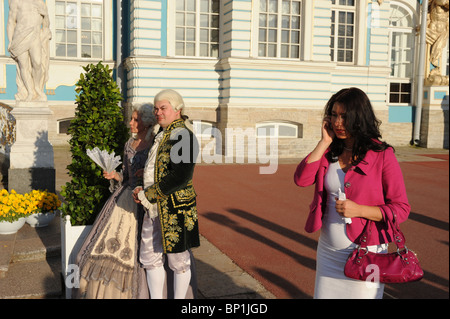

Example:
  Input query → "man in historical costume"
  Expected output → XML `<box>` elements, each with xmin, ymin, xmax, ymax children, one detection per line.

<box><xmin>7</xmin><ymin>0</ymin><xmax>51</xmax><ymax>102</ymax></box>
<box><xmin>133</xmin><ymin>89</ymin><xmax>200</xmax><ymax>299</ymax></box>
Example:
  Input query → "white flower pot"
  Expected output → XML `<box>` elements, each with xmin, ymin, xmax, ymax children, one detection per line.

<box><xmin>0</xmin><ymin>218</ymin><xmax>26</xmax><ymax>235</ymax></box>
<box><xmin>60</xmin><ymin>215</ymin><xmax>92</xmax><ymax>299</ymax></box>
<box><xmin>26</xmin><ymin>211</ymin><xmax>56</xmax><ymax>227</ymax></box>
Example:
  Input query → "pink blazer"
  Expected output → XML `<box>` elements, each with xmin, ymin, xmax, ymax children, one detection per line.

<box><xmin>294</xmin><ymin>147</ymin><xmax>410</xmax><ymax>246</ymax></box>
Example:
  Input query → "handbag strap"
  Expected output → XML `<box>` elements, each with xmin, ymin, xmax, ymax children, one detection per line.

<box><xmin>359</xmin><ymin>206</ymin><xmax>406</xmax><ymax>250</ymax></box>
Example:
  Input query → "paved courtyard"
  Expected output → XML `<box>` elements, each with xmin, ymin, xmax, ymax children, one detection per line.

<box><xmin>1</xmin><ymin>145</ymin><xmax>448</xmax><ymax>299</ymax></box>
<box><xmin>193</xmin><ymin>147</ymin><xmax>449</xmax><ymax>299</ymax></box>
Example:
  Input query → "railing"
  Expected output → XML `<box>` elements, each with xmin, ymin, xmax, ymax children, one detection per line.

<box><xmin>0</xmin><ymin>102</ymin><xmax>16</xmax><ymax>154</ymax></box>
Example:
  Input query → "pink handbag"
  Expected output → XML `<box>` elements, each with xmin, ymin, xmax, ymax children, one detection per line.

<box><xmin>344</xmin><ymin>211</ymin><xmax>424</xmax><ymax>284</ymax></box>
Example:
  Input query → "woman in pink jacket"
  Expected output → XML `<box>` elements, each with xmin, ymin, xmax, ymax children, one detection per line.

<box><xmin>294</xmin><ymin>87</ymin><xmax>410</xmax><ymax>299</ymax></box>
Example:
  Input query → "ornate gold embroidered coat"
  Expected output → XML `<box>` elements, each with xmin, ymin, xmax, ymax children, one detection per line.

<box><xmin>143</xmin><ymin>119</ymin><xmax>200</xmax><ymax>253</ymax></box>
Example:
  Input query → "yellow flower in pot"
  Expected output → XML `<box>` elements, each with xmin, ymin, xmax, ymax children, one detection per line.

<box><xmin>25</xmin><ymin>190</ymin><xmax>62</xmax><ymax>228</ymax></box>
<box><xmin>0</xmin><ymin>189</ymin><xmax>35</xmax><ymax>234</ymax></box>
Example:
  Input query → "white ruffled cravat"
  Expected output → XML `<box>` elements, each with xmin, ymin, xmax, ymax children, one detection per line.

<box><xmin>137</xmin><ymin>131</ymin><xmax>164</xmax><ymax>218</ymax></box>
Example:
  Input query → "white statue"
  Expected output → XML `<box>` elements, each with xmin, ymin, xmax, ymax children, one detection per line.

<box><xmin>425</xmin><ymin>0</ymin><xmax>449</xmax><ymax>86</ymax></box>
<box><xmin>7</xmin><ymin>0</ymin><xmax>52</xmax><ymax>102</ymax></box>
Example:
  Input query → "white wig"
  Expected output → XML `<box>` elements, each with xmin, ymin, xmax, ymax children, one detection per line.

<box><xmin>154</xmin><ymin>89</ymin><xmax>193</xmax><ymax>130</ymax></box>
<box><xmin>132</xmin><ymin>103</ymin><xmax>156</xmax><ymax>127</ymax></box>
<box><xmin>154</xmin><ymin>89</ymin><xmax>185</xmax><ymax>111</ymax></box>
<box><xmin>131</xmin><ymin>103</ymin><xmax>159</xmax><ymax>140</ymax></box>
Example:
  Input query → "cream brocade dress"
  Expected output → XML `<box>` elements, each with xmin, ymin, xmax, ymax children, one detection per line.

<box><xmin>75</xmin><ymin>139</ymin><xmax>150</xmax><ymax>299</ymax></box>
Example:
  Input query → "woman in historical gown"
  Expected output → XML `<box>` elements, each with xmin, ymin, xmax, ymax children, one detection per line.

<box><xmin>75</xmin><ymin>103</ymin><xmax>156</xmax><ymax>299</ymax></box>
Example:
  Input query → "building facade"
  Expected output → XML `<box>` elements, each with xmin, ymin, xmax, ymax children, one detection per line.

<box><xmin>1</xmin><ymin>0</ymin><xmax>449</xmax><ymax>160</ymax></box>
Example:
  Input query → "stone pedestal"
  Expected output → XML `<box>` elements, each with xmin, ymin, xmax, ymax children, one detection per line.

<box><xmin>420</xmin><ymin>86</ymin><xmax>449</xmax><ymax>149</ymax></box>
<box><xmin>8</xmin><ymin>101</ymin><xmax>55</xmax><ymax>193</ymax></box>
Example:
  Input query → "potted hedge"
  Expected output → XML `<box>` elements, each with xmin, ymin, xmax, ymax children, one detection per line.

<box><xmin>60</xmin><ymin>62</ymin><xmax>128</xmax><ymax>297</ymax></box>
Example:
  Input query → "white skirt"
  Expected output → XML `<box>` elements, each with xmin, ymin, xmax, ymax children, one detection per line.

<box><xmin>314</xmin><ymin>207</ymin><xmax>387</xmax><ymax>299</ymax></box>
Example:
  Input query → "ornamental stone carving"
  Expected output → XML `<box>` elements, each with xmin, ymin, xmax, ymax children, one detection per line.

<box><xmin>425</xmin><ymin>0</ymin><xmax>449</xmax><ymax>86</ymax></box>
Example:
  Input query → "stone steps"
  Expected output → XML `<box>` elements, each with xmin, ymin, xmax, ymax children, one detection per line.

<box><xmin>0</xmin><ymin>215</ymin><xmax>63</xmax><ymax>299</ymax></box>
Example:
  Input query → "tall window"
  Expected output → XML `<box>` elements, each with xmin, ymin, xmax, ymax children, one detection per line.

<box><xmin>330</xmin><ymin>0</ymin><xmax>355</xmax><ymax>63</ymax></box>
<box><xmin>388</xmin><ymin>3</ymin><xmax>414</xmax><ymax>104</ymax></box>
<box><xmin>55</xmin><ymin>0</ymin><xmax>103</xmax><ymax>59</ymax></box>
<box><xmin>175</xmin><ymin>0</ymin><xmax>220</xmax><ymax>57</ymax></box>
<box><xmin>258</xmin><ymin>0</ymin><xmax>302</xmax><ymax>58</ymax></box>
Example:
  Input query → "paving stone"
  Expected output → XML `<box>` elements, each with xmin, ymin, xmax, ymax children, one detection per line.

<box><xmin>0</xmin><ymin>257</ymin><xmax>62</xmax><ymax>299</ymax></box>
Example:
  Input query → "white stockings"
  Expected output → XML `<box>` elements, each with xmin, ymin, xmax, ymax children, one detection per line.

<box><xmin>146</xmin><ymin>267</ymin><xmax>191</xmax><ymax>299</ymax></box>
<box><xmin>145</xmin><ymin>266</ymin><xmax>166</xmax><ymax>299</ymax></box>
<box><xmin>174</xmin><ymin>269</ymin><xmax>192</xmax><ymax>299</ymax></box>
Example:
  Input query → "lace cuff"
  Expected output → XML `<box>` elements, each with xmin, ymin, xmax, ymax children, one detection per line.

<box><xmin>109</xmin><ymin>171</ymin><xmax>124</xmax><ymax>193</ymax></box>
<box><xmin>138</xmin><ymin>191</ymin><xmax>158</xmax><ymax>219</ymax></box>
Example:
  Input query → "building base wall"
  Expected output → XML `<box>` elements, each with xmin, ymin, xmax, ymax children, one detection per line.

<box><xmin>420</xmin><ymin>86</ymin><xmax>449</xmax><ymax>149</ymax></box>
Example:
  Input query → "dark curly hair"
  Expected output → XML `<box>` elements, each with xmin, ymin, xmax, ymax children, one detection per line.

<box><xmin>324</xmin><ymin>87</ymin><xmax>393</xmax><ymax>165</ymax></box>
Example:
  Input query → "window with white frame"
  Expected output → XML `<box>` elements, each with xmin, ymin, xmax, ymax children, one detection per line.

<box><xmin>388</xmin><ymin>3</ymin><xmax>415</xmax><ymax>104</ymax></box>
<box><xmin>330</xmin><ymin>0</ymin><xmax>355</xmax><ymax>63</ymax></box>
<box><xmin>58</xmin><ymin>118</ymin><xmax>73</xmax><ymax>134</ymax></box>
<box><xmin>175</xmin><ymin>0</ymin><xmax>220</xmax><ymax>57</ymax></box>
<box><xmin>55</xmin><ymin>0</ymin><xmax>103</xmax><ymax>59</ymax></box>
<box><xmin>389</xmin><ymin>82</ymin><xmax>412</xmax><ymax>104</ymax></box>
<box><xmin>258</xmin><ymin>0</ymin><xmax>302</xmax><ymax>58</ymax></box>
<box><xmin>256</xmin><ymin>121</ymin><xmax>300</xmax><ymax>138</ymax></box>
